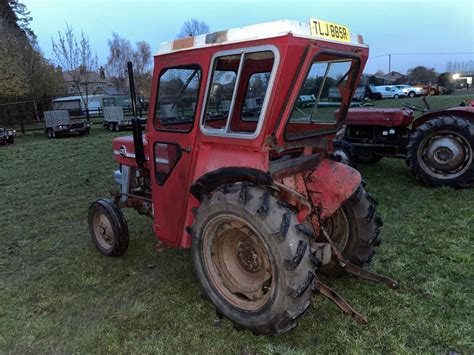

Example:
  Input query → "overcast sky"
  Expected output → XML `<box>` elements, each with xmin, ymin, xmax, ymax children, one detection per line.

<box><xmin>23</xmin><ymin>0</ymin><xmax>473</xmax><ymax>74</ymax></box>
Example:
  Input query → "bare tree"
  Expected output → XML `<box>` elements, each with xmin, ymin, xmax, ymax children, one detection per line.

<box><xmin>132</xmin><ymin>41</ymin><xmax>152</xmax><ymax>98</ymax></box>
<box><xmin>52</xmin><ymin>25</ymin><xmax>101</xmax><ymax>119</ymax></box>
<box><xmin>177</xmin><ymin>19</ymin><xmax>210</xmax><ymax>39</ymax></box>
<box><xmin>106</xmin><ymin>33</ymin><xmax>153</xmax><ymax>98</ymax></box>
<box><xmin>106</xmin><ymin>32</ymin><xmax>133</xmax><ymax>90</ymax></box>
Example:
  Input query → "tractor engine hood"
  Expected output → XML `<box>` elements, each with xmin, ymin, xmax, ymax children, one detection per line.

<box><xmin>113</xmin><ymin>135</ymin><xmax>149</xmax><ymax>167</ymax></box>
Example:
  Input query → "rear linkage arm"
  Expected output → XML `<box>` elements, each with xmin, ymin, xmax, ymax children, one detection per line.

<box><xmin>311</xmin><ymin>225</ymin><xmax>399</xmax><ymax>324</ymax></box>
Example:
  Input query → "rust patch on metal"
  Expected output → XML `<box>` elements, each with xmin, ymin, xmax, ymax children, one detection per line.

<box><xmin>172</xmin><ymin>37</ymin><xmax>194</xmax><ymax>50</ymax></box>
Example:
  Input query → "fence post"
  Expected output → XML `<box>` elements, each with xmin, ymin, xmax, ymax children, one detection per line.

<box><xmin>20</xmin><ymin>116</ymin><xmax>25</xmax><ymax>135</ymax></box>
<box><xmin>86</xmin><ymin>108</ymin><xmax>90</xmax><ymax>121</ymax></box>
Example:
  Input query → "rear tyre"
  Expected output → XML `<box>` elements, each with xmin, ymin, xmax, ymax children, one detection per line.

<box><xmin>318</xmin><ymin>184</ymin><xmax>382</xmax><ymax>275</ymax></box>
<box><xmin>107</xmin><ymin>122</ymin><xmax>114</xmax><ymax>131</ymax></box>
<box><xmin>394</xmin><ymin>94</ymin><xmax>400</xmax><ymax>99</ymax></box>
<box><xmin>356</xmin><ymin>148</ymin><xmax>383</xmax><ymax>164</ymax></box>
<box><xmin>88</xmin><ymin>198</ymin><xmax>129</xmax><ymax>256</ymax></box>
<box><xmin>407</xmin><ymin>116</ymin><xmax>474</xmax><ymax>187</ymax></box>
<box><xmin>115</xmin><ymin>124</ymin><xmax>121</xmax><ymax>132</ymax></box>
<box><xmin>192</xmin><ymin>183</ymin><xmax>315</xmax><ymax>335</ymax></box>
<box><xmin>333</xmin><ymin>140</ymin><xmax>358</xmax><ymax>168</ymax></box>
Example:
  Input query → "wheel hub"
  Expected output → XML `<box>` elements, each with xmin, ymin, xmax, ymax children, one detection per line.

<box><xmin>202</xmin><ymin>215</ymin><xmax>273</xmax><ymax>310</ymax></box>
<box><xmin>426</xmin><ymin>136</ymin><xmax>465</xmax><ymax>171</ymax></box>
<box><xmin>237</xmin><ymin>241</ymin><xmax>261</xmax><ymax>272</ymax></box>
<box><xmin>418</xmin><ymin>130</ymin><xmax>472</xmax><ymax>180</ymax></box>
<box><xmin>334</xmin><ymin>149</ymin><xmax>350</xmax><ymax>165</ymax></box>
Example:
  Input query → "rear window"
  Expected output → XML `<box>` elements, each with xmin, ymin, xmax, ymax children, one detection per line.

<box><xmin>154</xmin><ymin>66</ymin><xmax>201</xmax><ymax>132</ymax></box>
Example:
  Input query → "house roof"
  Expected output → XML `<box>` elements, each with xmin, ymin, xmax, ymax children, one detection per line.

<box><xmin>157</xmin><ymin>19</ymin><xmax>367</xmax><ymax>55</ymax></box>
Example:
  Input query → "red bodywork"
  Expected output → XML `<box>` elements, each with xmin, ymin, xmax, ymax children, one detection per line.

<box><xmin>345</xmin><ymin>107</ymin><xmax>414</xmax><ymax>127</ymax></box>
<box><xmin>344</xmin><ymin>105</ymin><xmax>474</xmax><ymax>129</ymax></box>
<box><xmin>113</xmin><ymin>32</ymin><xmax>369</xmax><ymax>248</ymax></box>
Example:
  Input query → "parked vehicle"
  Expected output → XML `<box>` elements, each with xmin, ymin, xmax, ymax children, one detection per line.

<box><xmin>393</xmin><ymin>85</ymin><xmax>424</xmax><ymax>98</ymax></box>
<box><xmin>103</xmin><ymin>106</ymin><xmax>146</xmax><ymax>131</ymax></box>
<box><xmin>0</xmin><ymin>128</ymin><xmax>15</xmax><ymax>145</ymax></box>
<box><xmin>333</xmin><ymin>99</ymin><xmax>474</xmax><ymax>187</ymax></box>
<box><xmin>375</xmin><ymin>85</ymin><xmax>406</xmax><ymax>99</ymax></box>
<box><xmin>44</xmin><ymin>110</ymin><xmax>91</xmax><ymax>138</ymax></box>
<box><xmin>413</xmin><ymin>84</ymin><xmax>450</xmax><ymax>96</ymax></box>
<box><xmin>296</xmin><ymin>94</ymin><xmax>316</xmax><ymax>108</ymax></box>
<box><xmin>88</xmin><ymin>19</ymin><xmax>398</xmax><ymax>335</ymax></box>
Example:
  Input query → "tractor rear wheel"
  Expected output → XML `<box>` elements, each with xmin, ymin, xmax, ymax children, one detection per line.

<box><xmin>318</xmin><ymin>184</ymin><xmax>382</xmax><ymax>275</ymax></box>
<box><xmin>192</xmin><ymin>183</ymin><xmax>315</xmax><ymax>335</ymax></box>
<box><xmin>407</xmin><ymin>116</ymin><xmax>474</xmax><ymax>187</ymax></box>
<box><xmin>333</xmin><ymin>140</ymin><xmax>358</xmax><ymax>167</ymax></box>
<box><xmin>88</xmin><ymin>198</ymin><xmax>129</xmax><ymax>256</ymax></box>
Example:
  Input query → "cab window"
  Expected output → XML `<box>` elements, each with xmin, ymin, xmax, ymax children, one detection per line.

<box><xmin>154</xmin><ymin>66</ymin><xmax>201</xmax><ymax>132</ymax></box>
<box><xmin>286</xmin><ymin>58</ymin><xmax>357</xmax><ymax>140</ymax></box>
<box><xmin>202</xmin><ymin>49</ymin><xmax>276</xmax><ymax>136</ymax></box>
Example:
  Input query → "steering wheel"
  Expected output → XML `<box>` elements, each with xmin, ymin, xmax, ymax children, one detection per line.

<box><xmin>402</xmin><ymin>103</ymin><xmax>427</xmax><ymax>112</ymax></box>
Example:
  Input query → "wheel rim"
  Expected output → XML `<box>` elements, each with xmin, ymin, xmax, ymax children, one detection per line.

<box><xmin>324</xmin><ymin>207</ymin><xmax>350</xmax><ymax>251</ymax></box>
<box><xmin>202</xmin><ymin>215</ymin><xmax>274</xmax><ymax>311</ymax></box>
<box><xmin>418</xmin><ymin>130</ymin><xmax>472</xmax><ymax>179</ymax></box>
<box><xmin>334</xmin><ymin>148</ymin><xmax>350</xmax><ymax>165</ymax></box>
<box><xmin>93</xmin><ymin>213</ymin><xmax>114</xmax><ymax>249</ymax></box>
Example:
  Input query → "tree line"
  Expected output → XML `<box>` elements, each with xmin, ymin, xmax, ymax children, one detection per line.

<box><xmin>1</xmin><ymin>0</ymin><xmax>210</xmax><ymax>121</ymax></box>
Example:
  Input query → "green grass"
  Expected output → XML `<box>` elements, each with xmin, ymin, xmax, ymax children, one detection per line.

<box><xmin>1</xmin><ymin>98</ymin><xmax>473</xmax><ymax>353</ymax></box>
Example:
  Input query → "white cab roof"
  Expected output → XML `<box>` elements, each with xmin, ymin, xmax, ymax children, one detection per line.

<box><xmin>157</xmin><ymin>19</ymin><xmax>367</xmax><ymax>56</ymax></box>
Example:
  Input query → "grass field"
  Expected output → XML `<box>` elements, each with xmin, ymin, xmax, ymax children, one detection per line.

<box><xmin>1</xmin><ymin>94</ymin><xmax>473</xmax><ymax>354</ymax></box>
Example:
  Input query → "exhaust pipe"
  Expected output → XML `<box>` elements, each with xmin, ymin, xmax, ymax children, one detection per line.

<box><xmin>127</xmin><ymin>61</ymin><xmax>146</xmax><ymax>170</ymax></box>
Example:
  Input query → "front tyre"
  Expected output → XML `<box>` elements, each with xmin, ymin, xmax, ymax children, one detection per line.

<box><xmin>407</xmin><ymin>116</ymin><xmax>474</xmax><ymax>187</ymax></box>
<box><xmin>333</xmin><ymin>140</ymin><xmax>358</xmax><ymax>168</ymax></box>
<box><xmin>192</xmin><ymin>183</ymin><xmax>315</xmax><ymax>335</ymax></box>
<box><xmin>88</xmin><ymin>198</ymin><xmax>129</xmax><ymax>256</ymax></box>
<box><xmin>318</xmin><ymin>184</ymin><xmax>382</xmax><ymax>275</ymax></box>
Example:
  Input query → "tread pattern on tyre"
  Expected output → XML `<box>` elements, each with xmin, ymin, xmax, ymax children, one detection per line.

<box><xmin>406</xmin><ymin>116</ymin><xmax>474</xmax><ymax>188</ymax></box>
<box><xmin>191</xmin><ymin>183</ymin><xmax>316</xmax><ymax>335</ymax></box>
<box><xmin>317</xmin><ymin>184</ymin><xmax>383</xmax><ymax>275</ymax></box>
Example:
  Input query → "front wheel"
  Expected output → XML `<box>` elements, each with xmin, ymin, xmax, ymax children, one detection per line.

<box><xmin>408</xmin><ymin>91</ymin><xmax>416</xmax><ymax>98</ymax></box>
<box><xmin>318</xmin><ymin>184</ymin><xmax>382</xmax><ymax>275</ymax></box>
<box><xmin>407</xmin><ymin>116</ymin><xmax>474</xmax><ymax>187</ymax></box>
<box><xmin>333</xmin><ymin>140</ymin><xmax>358</xmax><ymax>167</ymax></box>
<box><xmin>192</xmin><ymin>183</ymin><xmax>315</xmax><ymax>335</ymax></box>
<box><xmin>88</xmin><ymin>198</ymin><xmax>129</xmax><ymax>256</ymax></box>
<box><xmin>356</xmin><ymin>148</ymin><xmax>383</xmax><ymax>164</ymax></box>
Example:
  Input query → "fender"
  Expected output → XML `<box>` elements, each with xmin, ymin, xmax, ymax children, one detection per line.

<box><xmin>303</xmin><ymin>159</ymin><xmax>361</xmax><ymax>220</ymax></box>
<box><xmin>190</xmin><ymin>167</ymin><xmax>273</xmax><ymax>200</ymax></box>
<box><xmin>412</xmin><ymin>108</ymin><xmax>474</xmax><ymax>129</ymax></box>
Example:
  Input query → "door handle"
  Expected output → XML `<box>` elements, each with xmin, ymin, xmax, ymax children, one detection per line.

<box><xmin>181</xmin><ymin>146</ymin><xmax>192</xmax><ymax>153</ymax></box>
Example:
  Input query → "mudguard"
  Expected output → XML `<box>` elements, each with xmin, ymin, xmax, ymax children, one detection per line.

<box><xmin>303</xmin><ymin>159</ymin><xmax>361</xmax><ymax>220</ymax></box>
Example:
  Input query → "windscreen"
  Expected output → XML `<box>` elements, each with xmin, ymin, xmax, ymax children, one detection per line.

<box><xmin>286</xmin><ymin>58</ymin><xmax>357</xmax><ymax>140</ymax></box>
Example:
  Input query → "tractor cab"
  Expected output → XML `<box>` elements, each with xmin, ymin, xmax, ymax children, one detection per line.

<box><xmin>92</xmin><ymin>19</ymin><xmax>397</xmax><ymax>335</ymax></box>
<box><xmin>112</xmin><ymin>19</ymin><xmax>369</xmax><ymax>246</ymax></box>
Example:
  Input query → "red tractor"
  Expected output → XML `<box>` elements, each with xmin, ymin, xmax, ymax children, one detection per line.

<box><xmin>333</xmin><ymin>99</ymin><xmax>474</xmax><ymax>187</ymax></box>
<box><xmin>88</xmin><ymin>19</ymin><xmax>397</xmax><ymax>335</ymax></box>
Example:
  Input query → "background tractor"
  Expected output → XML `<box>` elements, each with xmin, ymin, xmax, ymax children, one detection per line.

<box><xmin>88</xmin><ymin>19</ymin><xmax>397</xmax><ymax>335</ymax></box>
<box><xmin>333</xmin><ymin>99</ymin><xmax>474</xmax><ymax>187</ymax></box>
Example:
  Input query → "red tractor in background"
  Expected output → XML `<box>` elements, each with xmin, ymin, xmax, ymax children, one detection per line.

<box><xmin>333</xmin><ymin>99</ymin><xmax>474</xmax><ymax>187</ymax></box>
<box><xmin>88</xmin><ymin>19</ymin><xmax>397</xmax><ymax>335</ymax></box>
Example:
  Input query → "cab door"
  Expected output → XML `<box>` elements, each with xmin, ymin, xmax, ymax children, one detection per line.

<box><xmin>147</xmin><ymin>60</ymin><xmax>206</xmax><ymax>246</ymax></box>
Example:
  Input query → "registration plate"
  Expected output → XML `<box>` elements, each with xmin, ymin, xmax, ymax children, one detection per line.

<box><xmin>309</xmin><ymin>18</ymin><xmax>350</xmax><ymax>43</ymax></box>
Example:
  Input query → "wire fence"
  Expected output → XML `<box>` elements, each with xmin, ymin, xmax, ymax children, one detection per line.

<box><xmin>0</xmin><ymin>98</ymin><xmax>147</xmax><ymax>134</ymax></box>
